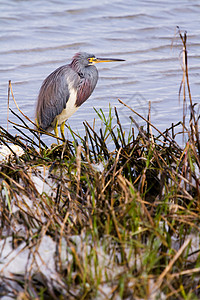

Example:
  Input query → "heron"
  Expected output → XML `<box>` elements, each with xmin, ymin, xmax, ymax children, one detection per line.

<box><xmin>35</xmin><ymin>52</ymin><xmax>125</xmax><ymax>142</ymax></box>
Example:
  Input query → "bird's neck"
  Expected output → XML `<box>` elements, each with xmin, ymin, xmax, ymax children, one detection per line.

<box><xmin>70</xmin><ymin>59</ymin><xmax>85</xmax><ymax>76</ymax></box>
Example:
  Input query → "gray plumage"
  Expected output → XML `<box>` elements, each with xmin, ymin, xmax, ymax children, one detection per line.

<box><xmin>36</xmin><ymin>52</ymin><xmax>98</xmax><ymax>132</ymax></box>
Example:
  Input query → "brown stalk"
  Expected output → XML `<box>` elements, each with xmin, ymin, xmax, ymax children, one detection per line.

<box><xmin>151</xmin><ymin>238</ymin><xmax>191</xmax><ymax>295</ymax></box>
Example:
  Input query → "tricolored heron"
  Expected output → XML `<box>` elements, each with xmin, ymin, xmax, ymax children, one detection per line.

<box><xmin>36</xmin><ymin>52</ymin><xmax>125</xmax><ymax>141</ymax></box>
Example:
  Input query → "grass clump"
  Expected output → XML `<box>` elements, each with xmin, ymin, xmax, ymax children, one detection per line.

<box><xmin>0</xmin><ymin>29</ymin><xmax>199</xmax><ymax>299</ymax></box>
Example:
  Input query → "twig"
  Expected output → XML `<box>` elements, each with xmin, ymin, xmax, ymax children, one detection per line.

<box><xmin>150</xmin><ymin>238</ymin><xmax>191</xmax><ymax>295</ymax></box>
<box><xmin>118</xmin><ymin>98</ymin><xmax>180</xmax><ymax>149</ymax></box>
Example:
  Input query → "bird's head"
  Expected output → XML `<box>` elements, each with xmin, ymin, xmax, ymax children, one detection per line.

<box><xmin>71</xmin><ymin>52</ymin><xmax>125</xmax><ymax>68</ymax></box>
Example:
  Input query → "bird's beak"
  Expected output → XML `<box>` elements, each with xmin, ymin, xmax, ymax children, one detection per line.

<box><xmin>88</xmin><ymin>57</ymin><xmax>125</xmax><ymax>64</ymax></box>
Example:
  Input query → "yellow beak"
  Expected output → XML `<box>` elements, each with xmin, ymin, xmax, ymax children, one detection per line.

<box><xmin>88</xmin><ymin>57</ymin><xmax>125</xmax><ymax>64</ymax></box>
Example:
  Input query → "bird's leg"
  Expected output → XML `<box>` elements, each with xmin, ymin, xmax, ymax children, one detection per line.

<box><xmin>54</xmin><ymin>119</ymin><xmax>60</xmax><ymax>144</ymax></box>
<box><xmin>60</xmin><ymin>121</ymin><xmax>66</xmax><ymax>141</ymax></box>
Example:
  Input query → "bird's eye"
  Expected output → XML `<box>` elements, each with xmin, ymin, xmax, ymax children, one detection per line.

<box><xmin>88</xmin><ymin>57</ymin><xmax>95</xmax><ymax>63</ymax></box>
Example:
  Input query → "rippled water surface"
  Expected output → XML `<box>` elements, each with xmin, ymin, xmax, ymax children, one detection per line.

<box><xmin>0</xmin><ymin>0</ymin><xmax>199</xmax><ymax>143</ymax></box>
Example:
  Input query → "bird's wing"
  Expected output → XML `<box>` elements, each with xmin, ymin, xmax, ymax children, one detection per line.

<box><xmin>36</xmin><ymin>65</ymin><xmax>72</xmax><ymax>131</ymax></box>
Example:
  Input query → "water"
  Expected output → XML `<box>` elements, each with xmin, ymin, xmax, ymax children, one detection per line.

<box><xmin>0</xmin><ymin>0</ymin><xmax>199</xmax><ymax>144</ymax></box>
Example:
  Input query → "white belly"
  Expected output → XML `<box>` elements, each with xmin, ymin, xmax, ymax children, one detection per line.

<box><xmin>53</xmin><ymin>88</ymin><xmax>78</xmax><ymax>126</ymax></box>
